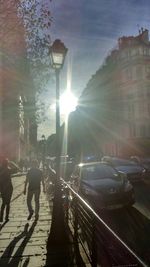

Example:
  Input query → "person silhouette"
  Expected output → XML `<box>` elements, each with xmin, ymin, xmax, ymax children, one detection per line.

<box><xmin>24</xmin><ymin>159</ymin><xmax>45</xmax><ymax>220</ymax></box>
<box><xmin>0</xmin><ymin>158</ymin><xmax>13</xmax><ymax>222</ymax></box>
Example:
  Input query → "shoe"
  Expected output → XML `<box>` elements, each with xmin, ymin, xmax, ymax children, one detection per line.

<box><xmin>0</xmin><ymin>216</ymin><xmax>3</xmax><ymax>222</ymax></box>
<box><xmin>27</xmin><ymin>211</ymin><xmax>34</xmax><ymax>220</ymax></box>
<box><xmin>35</xmin><ymin>214</ymin><xmax>39</xmax><ymax>221</ymax></box>
<box><xmin>5</xmin><ymin>217</ymin><xmax>9</xmax><ymax>222</ymax></box>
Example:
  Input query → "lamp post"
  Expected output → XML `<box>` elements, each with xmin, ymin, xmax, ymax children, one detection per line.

<box><xmin>41</xmin><ymin>134</ymin><xmax>46</xmax><ymax>170</ymax></box>
<box><xmin>47</xmin><ymin>39</ymin><xmax>68</xmax><ymax>244</ymax></box>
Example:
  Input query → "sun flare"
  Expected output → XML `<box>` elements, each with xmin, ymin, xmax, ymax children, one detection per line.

<box><xmin>59</xmin><ymin>91</ymin><xmax>78</xmax><ymax>115</ymax></box>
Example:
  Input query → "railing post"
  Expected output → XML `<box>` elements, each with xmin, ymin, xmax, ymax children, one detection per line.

<box><xmin>73</xmin><ymin>197</ymin><xmax>78</xmax><ymax>243</ymax></box>
<box><xmin>63</xmin><ymin>186</ymin><xmax>69</xmax><ymax>225</ymax></box>
<box><xmin>91</xmin><ymin>215</ymin><xmax>97</xmax><ymax>267</ymax></box>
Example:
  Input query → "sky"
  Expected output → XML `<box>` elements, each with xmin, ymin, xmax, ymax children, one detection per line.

<box><xmin>38</xmin><ymin>0</ymin><xmax>150</xmax><ymax>139</ymax></box>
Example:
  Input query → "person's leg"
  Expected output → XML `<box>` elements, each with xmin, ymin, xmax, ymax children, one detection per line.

<box><xmin>27</xmin><ymin>190</ymin><xmax>34</xmax><ymax>219</ymax></box>
<box><xmin>5</xmin><ymin>204</ymin><xmax>10</xmax><ymax>221</ymax></box>
<box><xmin>0</xmin><ymin>189</ymin><xmax>9</xmax><ymax>222</ymax></box>
<box><xmin>0</xmin><ymin>199</ymin><xmax>5</xmax><ymax>222</ymax></box>
<box><xmin>34</xmin><ymin>189</ymin><xmax>40</xmax><ymax>219</ymax></box>
<box><xmin>5</xmin><ymin>188</ymin><xmax>13</xmax><ymax>221</ymax></box>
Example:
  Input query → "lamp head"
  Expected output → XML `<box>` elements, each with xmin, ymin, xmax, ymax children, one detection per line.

<box><xmin>41</xmin><ymin>134</ymin><xmax>46</xmax><ymax>141</ymax></box>
<box><xmin>50</xmin><ymin>39</ymin><xmax>68</xmax><ymax>69</ymax></box>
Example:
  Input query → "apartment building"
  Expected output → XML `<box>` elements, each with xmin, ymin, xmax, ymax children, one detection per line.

<box><xmin>80</xmin><ymin>28</ymin><xmax>150</xmax><ymax>156</ymax></box>
<box><xmin>0</xmin><ymin>1</ymin><xmax>37</xmax><ymax>162</ymax></box>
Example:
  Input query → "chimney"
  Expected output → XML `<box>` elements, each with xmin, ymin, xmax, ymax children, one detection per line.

<box><xmin>140</xmin><ymin>29</ymin><xmax>149</xmax><ymax>44</ymax></box>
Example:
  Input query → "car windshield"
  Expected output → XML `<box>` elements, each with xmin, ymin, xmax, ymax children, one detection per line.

<box><xmin>112</xmin><ymin>159</ymin><xmax>137</xmax><ymax>166</ymax></box>
<box><xmin>81</xmin><ymin>164</ymin><xmax>120</xmax><ymax>180</ymax></box>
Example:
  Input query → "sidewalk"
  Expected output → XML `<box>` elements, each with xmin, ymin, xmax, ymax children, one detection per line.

<box><xmin>0</xmin><ymin>175</ymin><xmax>90</xmax><ymax>267</ymax></box>
<box><xmin>0</xmin><ymin>175</ymin><xmax>51</xmax><ymax>267</ymax></box>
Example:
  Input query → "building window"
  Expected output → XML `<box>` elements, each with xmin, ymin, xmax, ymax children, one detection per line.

<box><xmin>125</xmin><ymin>68</ymin><xmax>132</xmax><ymax>80</ymax></box>
<box><xmin>147</xmin><ymin>104</ymin><xmax>150</xmax><ymax>115</ymax></box>
<box><xmin>139</xmin><ymin>102</ymin><xmax>144</xmax><ymax>113</ymax></box>
<box><xmin>136</xmin><ymin>66</ymin><xmax>142</xmax><ymax>78</ymax></box>
<box><xmin>126</xmin><ymin>50</ymin><xmax>131</xmax><ymax>58</ymax></box>
<box><xmin>131</xmin><ymin>49</ymin><xmax>137</xmax><ymax>56</ymax></box>
<box><xmin>138</xmin><ymin>47</ymin><xmax>143</xmax><ymax>55</ymax></box>
<box><xmin>143</xmin><ymin>48</ymin><xmax>148</xmax><ymax>56</ymax></box>
<box><xmin>147</xmin><ymin>87</ymin><xmax>150</xmax><ymax>96</ymax></box>
<box><xmin>148</xmin><ymin>125</ymin><xmax>150</xmax><ymax>136</ymax></box>
<box><xmin>130</xmin><ymin>124</ymin><xmax>136</xmax><ymax>137</ymax></box>
<box><xmin>128</xmin><ymin>104</ymin><xmax>134</xmax><ymax>118</ymax></box>
<box><xmin>140</xmin><ymin>125</ymin><xmax>146</xmax><ymax>137</ymax></box>
<box><xmin>145</xmin><ymin>66</ymin><xmax>150</xmax><ymax>79</ymax></box>
<box><xmin>137</xmin><ymin>88</ymin><xmax>144</xmax><ymax>98</ymax></box>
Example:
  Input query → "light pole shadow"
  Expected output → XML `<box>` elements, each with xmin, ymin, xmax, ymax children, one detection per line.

<box><xmin>0</xmin><ymin>220</ymin><xmax>37</xmax><ymax>266</ymax></box>
<box><xmin>0</xmin><ymin>220</ymin><xmax>9</xmax><ymax>231</ymax></box>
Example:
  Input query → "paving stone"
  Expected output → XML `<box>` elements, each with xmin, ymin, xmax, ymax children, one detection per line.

<box><xmin>20</xmin><ymin>255</ymin><xmax>47</xmax><ymax>267</ymax></box>
<box><xmin>0</xmin><ymin>232</ymin><xmax>11</xmax><ymax>239</ymax></box>
<box><xmin>0</xmin><ymin>255</ymin><xmax>46</xmax><ymax>267</ymax></box>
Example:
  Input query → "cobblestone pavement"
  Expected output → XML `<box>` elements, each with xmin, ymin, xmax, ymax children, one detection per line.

<box><xmin>0</xmin><ymin>175</ymin><xmax>52</xmax><ymax>267</ymax></box>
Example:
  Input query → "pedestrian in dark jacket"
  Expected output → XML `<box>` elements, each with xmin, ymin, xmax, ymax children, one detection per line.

<box><xmin>24</xmin><ymin>159</ymin><xmax>45</xmax><ymax>220</ymax></box>
<box><xmin>0</xmin><ymin>158</ymin><xmax>13</xmax><ymax>222</ymax></box>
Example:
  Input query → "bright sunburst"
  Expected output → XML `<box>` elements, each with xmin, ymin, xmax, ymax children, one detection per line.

<box><xmin>59</xmin><ymin>90</ymin><xmax>78</xmax><ymax>115</ymax></box>
<box><xmin>50</xmin><ymin>90</ymin><xmax>78</xmax><ymax>116</ymax></box>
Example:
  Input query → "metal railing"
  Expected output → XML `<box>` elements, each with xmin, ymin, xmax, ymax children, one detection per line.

<box><xmin>61</xmin><ymin>179</ymin><xmax>148</xmax><ymax>267</ymax></box>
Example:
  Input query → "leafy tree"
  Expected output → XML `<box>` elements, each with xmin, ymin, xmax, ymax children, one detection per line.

<box><xmin>1</xmin><ymin>0</ymin><xmax>53</xmax><ymax>87</ymax></box>
<box><xmin>18</xmin><ymin>0</ymin><xmax>53</xmax><ymax>119</ymax></box>
<box><xmin>21</xmin><ymin>0</ymin><xmax>52</xmax><ymax>88</ymax></box>
<box><xmin>0</xmin><ymin>0</ymin><xmax>54</xmax><ymax>136</ymax></box>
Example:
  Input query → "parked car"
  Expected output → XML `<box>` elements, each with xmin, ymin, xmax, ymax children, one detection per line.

<box><xmin>130</xmin><ymin>156</ymin><xmax>150</xmax><ymax>170</ymax></box>
<box><xmin>101</xmin><ymin>156</ymin><xmax>145</xmax><ymax>183</ymax></box>
<box><xmin>70</xmin><ymin>162</ymin><xmax>135</xmax><ymax>210</ymax></box>
<box><xmin>130</xmin><ymin>156</ymin><xmax>150</xmax><ymax>183</ymax></box>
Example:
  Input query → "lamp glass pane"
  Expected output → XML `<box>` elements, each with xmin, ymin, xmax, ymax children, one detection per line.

<box><xmin>52</xmin><ymin>52</ymin><xmax>64</xmax><ymax>65</ymax></box>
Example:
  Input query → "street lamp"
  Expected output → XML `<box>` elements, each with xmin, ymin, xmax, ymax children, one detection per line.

<box><xmin>48</xmin><ymin>39</ymin><xmax>68</xmax><ymax>245</ymax></box>
<box><xmin>49</xmin><ymin>39</ymin><xmax>68</xmax><ymax>70</ymax></box>
<box><xmin>49</xmin><ymin>39</ymin><xmax>68</xmax><ymax>185</ymax></box>
<box><xmin>41</xmin><ymin>134</ymin><xmax>46</xmax><ymax>170</ymax></box>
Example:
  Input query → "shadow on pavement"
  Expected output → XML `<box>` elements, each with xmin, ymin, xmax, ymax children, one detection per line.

<box><xmin>22</xmin><ymin>256</ymin><xmax>30</xmax><ymax>267</ymax></box>
<box><xmin>0</xmin><ymin>220</ymin><xmax>37</xmax><ymax>267</ymax></box>
<box><xmin>0</xmin><ymin>221</ymin><xmax>9</xmax><ymax>232</ymax></box>
<box><xmin>73</xmin><ymin>241</ymin><xmax>88</xmax><ymax>267</ymax></box>
<box><xmin>46</xmin><ymin>229</ymin><xmax>86</xmax><ymax>267</ymax></box>
<box><xmin>11</xmin><ymin>192</ymin><xmax>23</xmax><ymax>203</ymax></box>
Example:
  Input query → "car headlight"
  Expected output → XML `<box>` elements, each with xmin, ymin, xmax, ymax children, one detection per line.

<box><xmin>142</xmin><ymin>168</ymin><xmax>147</xmax><ymax>173</ymax></box>
<box><xmin>124</xmin><ymin>180</ymin><xmax>133</xmax><ymax>192</ymax></box>
<box><xmin>83</xmin><ymin>187</ymin><xmax>98</xmax><ymax>196</ymax></box>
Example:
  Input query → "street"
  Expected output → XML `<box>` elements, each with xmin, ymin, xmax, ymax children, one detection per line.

<box><xmin>96</xmin><ymin>181</ymin><xmax>150</xmax><ymax>265</ymax></box>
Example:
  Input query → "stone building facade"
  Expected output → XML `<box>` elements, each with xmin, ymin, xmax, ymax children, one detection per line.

<box><xmin>0</xmin><ymin>1</ymin><xmax>37</xmax><ymax>162</ymax></box>
<box><xmin>80</xmin><ymin>29</ymin><xmax>150</xmax><ymax>156</ymax></box>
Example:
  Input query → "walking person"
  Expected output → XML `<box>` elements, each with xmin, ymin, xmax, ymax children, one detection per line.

<box><xmin>24</xmin><ymin>159</ymin><xmax>45</xmax><ymax>220</ymax></box>
<box><xmin>0</xmin><ymin>158</ymin><xmax>13</xmax><ymax>222</ymax></box>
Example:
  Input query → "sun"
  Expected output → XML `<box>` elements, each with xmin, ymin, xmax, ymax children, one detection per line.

<box><xmin>59</xmin><ymin>91</ymin><xmax>78</xmax><ymax>115</ymax></box>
